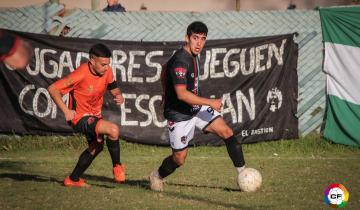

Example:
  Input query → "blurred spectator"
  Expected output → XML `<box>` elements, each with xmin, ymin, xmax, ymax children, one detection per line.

<box><xmin>60</xmin><ymin>26</ymin><xmax>71</xmax><ymax>37</ymax></box>
<box><xmin>287</xmin><ymin>4</ymin><xmax>296</xmax><ymax>10</ymax></box>
<box><xmin>103</xmin><ymin>0</ymin><xmax>126</xmax><ymax>12</ymax></box>
<box><xmin>140</xmin><ymin>3</ymin><xmax>147</xmax><ymax>11</ymax></box>
<box><xmin>0</xmin><ymin>30</ymin><xmax>32</xmax><ymax>70</ymax></box>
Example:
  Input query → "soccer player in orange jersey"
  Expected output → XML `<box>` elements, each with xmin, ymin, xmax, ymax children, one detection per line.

<box><xmin>48</xmin><ymin>43</ymin><xmax>125</xmax><ymax>187</ymax></box>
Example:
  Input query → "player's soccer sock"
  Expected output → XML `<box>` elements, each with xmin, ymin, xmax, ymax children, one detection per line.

<box><xmin>158</xmin><ymin>155</ymin><xmax>179</xmax><ymax>178</ymax></box>
<box><xmin>236</xmin><ymin>166</ymin><xmax>246</xmax><ymax>175</ymax></box>
<box><xmin>224</xmin><ymin>135</ymin><xmax>245</xmax><ymax>168</ymax></box>
<box><xmin>69</xmin><ymin>149</ymin><xmax>95</xmax><ymax>182</ymax></box>
<box><xmin>106</xmin><ymin>138</ymin><xmax>121</xmax><ymax>167</ymax></box>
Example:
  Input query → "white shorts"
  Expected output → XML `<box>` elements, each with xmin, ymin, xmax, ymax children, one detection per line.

<box><xmin>167</xmin><ymin>105</ymin><xmax>221</xmax><ymax>151</ymax></box>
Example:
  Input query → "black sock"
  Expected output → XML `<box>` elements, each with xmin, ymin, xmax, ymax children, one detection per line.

<box><xmin>70</xmin><ymin>149</ymin><xmax>95</xmax><ymax>181</ymax></box>
<box><xmin>224</xmin><ymin>135</ymin><xmax>245</xmax><ymax>167</ymax></box>
<box><xmin>106</xmin><ymin>138</ymin><xmax>120</xmax><ymax>167</ymax></box>
<box><xmin>158</xmin><ymin>155</ymin><xmax>179</xmax><ymax>178</ymax></box>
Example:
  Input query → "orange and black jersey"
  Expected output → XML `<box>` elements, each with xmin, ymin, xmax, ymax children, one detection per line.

<box><xmin>163</xmin><ymin>47</ymin><xmax>201</xmax><ymax>122</ymax></box>
<box><xmin>53</xmin><ymin>62</ymin><xmax>115</xmax><ymax>125</ymax></box>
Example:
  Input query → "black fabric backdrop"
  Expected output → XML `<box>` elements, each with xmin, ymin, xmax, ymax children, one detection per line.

<box><xmin>0</xmin><ymin>29</ymin><xmax>298</xmax><ymax>145</ymax></box>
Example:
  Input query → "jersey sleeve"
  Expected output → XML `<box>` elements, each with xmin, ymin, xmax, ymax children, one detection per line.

<box><xmin>106</xmin><ymin>66</ymin><xmax>117</xmax><ymax>90</ymax></box>
<box><xmin>53</xmin><ymin>68</ymin><xmax>84</xmax><ymax>95</ymax></box>
<box><xmin>107</xmin><ymin>66</ymin><xmax>115</xmax><ymax>83</ymax></box>
<box><xmin>169</xmin><ymin>61</ymin><xmax>188</xmax><ymax>86</ymax></box>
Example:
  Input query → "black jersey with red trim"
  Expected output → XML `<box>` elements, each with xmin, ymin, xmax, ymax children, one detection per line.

<box><xmin>163</xmin><ymin>47</ymin><xmax>201</xmax><ymax>122</ymax></box>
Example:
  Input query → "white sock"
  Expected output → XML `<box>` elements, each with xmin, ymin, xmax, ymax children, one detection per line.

<box><xmin>236</xmin><ymin>166</ymin><xmax>246</xmax><ymax>175</ymax></box>
<box><xmin>154</xmin><ymin>170</ymin><xmax>162</xmax><ymax>178</ymax></box>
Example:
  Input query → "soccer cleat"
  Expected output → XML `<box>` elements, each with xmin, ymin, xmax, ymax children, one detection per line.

<box><xmin>113</xmin><ymin>164</ymin><xmax>126</xmax><ymax>183</ymax></box>
<box><xmin>63</xmin><ymin>176</ymin><xmax>89</xmax><ymax>187</ymax></box>
<box><xmin>149</xmin><ymin>170</ymin><xmax>165</xmax><ymax>192</ymax></box>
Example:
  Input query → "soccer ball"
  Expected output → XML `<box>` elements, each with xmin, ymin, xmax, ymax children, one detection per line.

<box><xmin>237</xmin><ymin>168</ymin><xmax>262</xmax><ymax>192</ymax></box>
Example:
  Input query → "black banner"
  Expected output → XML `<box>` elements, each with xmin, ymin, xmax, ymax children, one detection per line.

<box><xmin>0</xmin><ymin>29</ymin><xmax>298</xmax><ymax>145</ymax></box>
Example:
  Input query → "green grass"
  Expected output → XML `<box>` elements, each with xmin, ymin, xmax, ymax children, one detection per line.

<box><xmin>0</xmin><ymin>134</ymin><xmax>359</xmax><ymax>210</ymax></box>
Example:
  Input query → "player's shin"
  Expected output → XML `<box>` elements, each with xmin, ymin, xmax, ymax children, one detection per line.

<box><xmin>224</xmin><ymin>135</ymin><xmax>246</xmax><ymax>174</ymax></box>
<box><xmin>106</xmin><ymin>138</ymin><xmax>121</xmax><ymax>166</ymax></box>
<box><xmin>70</xmin><ymin>149</ymin><xmax>95</xmax><ymax>181</ymax></box>
<box><xmin>158</xmin><ymin>155</ymin><xmax>180</xmax><ymax>178</ymax></box>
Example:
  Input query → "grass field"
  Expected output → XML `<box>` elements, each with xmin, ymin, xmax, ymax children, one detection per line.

<box><xmin>0</xmin><ymin>134</ymin><xmax>359</xmax><ymax>210</ymax></box>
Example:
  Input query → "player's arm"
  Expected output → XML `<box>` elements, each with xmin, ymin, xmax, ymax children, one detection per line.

<box><xmin>174</xmin><ymin>86</ymin><xmax>222</xmax><ymax>112</ymax></box>
<box><xmin>109</xmin><ymin>86</ymin><xmax>124</xmax><ymax>105</ymax></box>
<box><xmin>48</xmin><ymin>73</ymin><xmax>80</xmax><ymax>121</ymax></box>
<box><xmin>170</xmin><ymin>63</ymin><xmax>222</xmax><ymax>111</ymax></box>
<box><xmin>48</xmin><ymin>83</ymin><xmax>75</xmax><ymax>121</ymax></box>
<box><xmin>107</xmin><ymin>69</ymin><xmax>124</xmax><ymax>105</ymax></box>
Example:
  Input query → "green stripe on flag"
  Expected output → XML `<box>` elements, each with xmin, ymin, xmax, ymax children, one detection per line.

<box><xmin>323</xmin><ymin>95</ymin><xmax>360</xmax><ymax>147</ymax></box>
<box><xmin>320</xmin><ymin>6</ymin><xmax>360</xmax><ymax>47</ymax></box>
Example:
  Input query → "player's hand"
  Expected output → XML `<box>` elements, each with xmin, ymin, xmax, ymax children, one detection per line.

<box><xmin>114</xmin><ymin>94</ymin><xmax>124</xmax><ymax>105</ymax></box>
<box><xmin>64</xmin><ymin>109</ymin><xmax>76</xmax><ymax>121</ymax></box>
<box><xmin>210</xmin><ymin>99</ymin><xmax>222</xmax><ymax>112</ymax></box>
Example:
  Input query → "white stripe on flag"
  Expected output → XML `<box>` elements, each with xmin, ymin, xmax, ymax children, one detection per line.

<box><xmin>324</xmin><ymin>42</ymin><xmax>360</xmax><ymax>104</ymax></box>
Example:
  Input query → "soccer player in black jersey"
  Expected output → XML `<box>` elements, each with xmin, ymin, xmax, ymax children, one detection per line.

<box><xmin>149</xmin><ymin>21</ymin><xmax>246</xmax><ymax>191</ymax></box>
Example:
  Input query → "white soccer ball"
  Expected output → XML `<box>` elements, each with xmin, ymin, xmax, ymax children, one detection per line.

<box><xmin>237</xmin><ymin>168</ymin><xmax>262</xmax><ymax>192</ymax></box>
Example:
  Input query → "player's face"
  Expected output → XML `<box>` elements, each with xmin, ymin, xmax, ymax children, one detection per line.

<box><xmin>107</xmin><ymin>0</ymin><xmax>118</xmax><ymax>6</ymax></box>
<box><xmin>90</xmin><ymin>56</ymin><xmax>110</xmax><ymax>76</ymax></box>
<box><xmin>185</xmin><ymin>33</ymin><xmax>207</xmax><ymax>56</ymax></box>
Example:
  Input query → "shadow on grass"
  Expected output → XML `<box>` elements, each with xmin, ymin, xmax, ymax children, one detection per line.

<box><xmin>0</xmin><ymin>172</ymin><xmax>116</xmax><ymax>189</ymax></box>
<box><xmin>0</xmin><ymin>172</ymin><xmax>270</xmax><ymax>209</ymax></box>
<box><xmin>168</xmin><ymin>182</ymin><xmax>240</xmax><ymax>192</ymax></box>
<box><xmin>83</xmin><ymin>174</ymin><xmax>149</xmax><ymax>189</ymax></box>
<box><xmin>0</xmin><ymin>160</ymin><xmax>27</xmax><ymax>171</ymax></box>
<box><xmin>159</xmin><ymin>181</ymin><xmax>272</xmax><ymax>209</ymax></box>
<box><xmin>83</xmin><ymin>174</ymin><xmax>240</xmax><ymax>192</ymax></box>
<box><xmin>0</xmin><ymin>172</ymin><xmax>62</xmax><ymax>184</ymax></box>
<box><xmin>163</xmin><ymin>190</ymin><xmax>272</xmax><ymax>210</ymax></box>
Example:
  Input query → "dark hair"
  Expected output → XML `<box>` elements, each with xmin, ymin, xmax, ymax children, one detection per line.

<box><xmin>89</xmin><ymin>43</ymin><xmax>111</xmax><ymax>58</ymax></box>
<box><xmin>186</xmin><ymin>21</ymin><xmax>208</xmax><ymax>37</ymax></box>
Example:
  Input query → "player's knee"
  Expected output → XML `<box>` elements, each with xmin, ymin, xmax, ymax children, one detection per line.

<box><xmin>174</xmin><ymin>158</ymin><xmax>185</xmax><ymax>166</ymax></box>
<box><xmin>173</xmin><ymin>154</ymin><xmax>186</xmax><ymax>166</ymax></box>
<box><xmin>108</xmin><ymin>124</ymin><xmax>120</xmax><ymax>139</ymax></box>
<box><xmin>218</xmin><ymin>127</ymin><xmax>233</xmax><ymax>139</ymax></box>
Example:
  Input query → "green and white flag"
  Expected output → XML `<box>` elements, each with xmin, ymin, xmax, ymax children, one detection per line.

<box><xmin>320</xmin><ymin>6</ymin><xmax>360</xmax><ymax>147</ymax></box>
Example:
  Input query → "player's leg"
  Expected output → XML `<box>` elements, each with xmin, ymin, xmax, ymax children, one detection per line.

<box><xmin>66</xmin><ymin>140</ymin><xmax>104</xmax><ymax>186</ymax></box>
<box><xmin>205</xmin><ymin>117</ymin><xmax>245</xmax><ymax>173</ymax></box>
<box><xmin>150</xmin><ymin>119</ymin><xmax>194</xmax><ymax>191</ymax></box>
<box><xmin>196</xmin><ymin>106</ymin><xmax>245</xmax><ymax>174</ymax></box>
<box><xmin>64</xmin><ymin>116</ymin><xmax>104</xmax><ymax>187</ymax></box>
<box><xmin>159</xmin><ymin>148</ymin><xmax>188</xmax><ymax>178</ymax></box>
<box><xmin>96</xmin><ymin>119</ymin><xmax>125</xmax><ymax>182</ymax></box>
<box><xmin>150</xmin><ymin>149</ymin><xmax>188</xmax><ymax>192</ymax></box>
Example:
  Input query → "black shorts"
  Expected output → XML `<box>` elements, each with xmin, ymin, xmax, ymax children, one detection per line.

<box><xmin>73</xmin><ymin>116</ymin><xmax>104</xmax><ymax>144</ymax></box>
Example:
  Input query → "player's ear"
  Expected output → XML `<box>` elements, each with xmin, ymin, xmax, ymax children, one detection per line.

<box><xmin>89</xmin><ymin>55</ymin><xmax>95</xmax><ymax>65</ymax></box>
<box><xmin>185</xmin><ymin>35</ymin><xmax>189</xmax><ymax>43</ymax></box>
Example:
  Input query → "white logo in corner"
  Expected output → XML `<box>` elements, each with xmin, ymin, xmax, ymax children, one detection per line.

<box><xmin>266</xmin><ymin>88</ymin><xmax>282</xmax><ymax>112</ymax></box>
